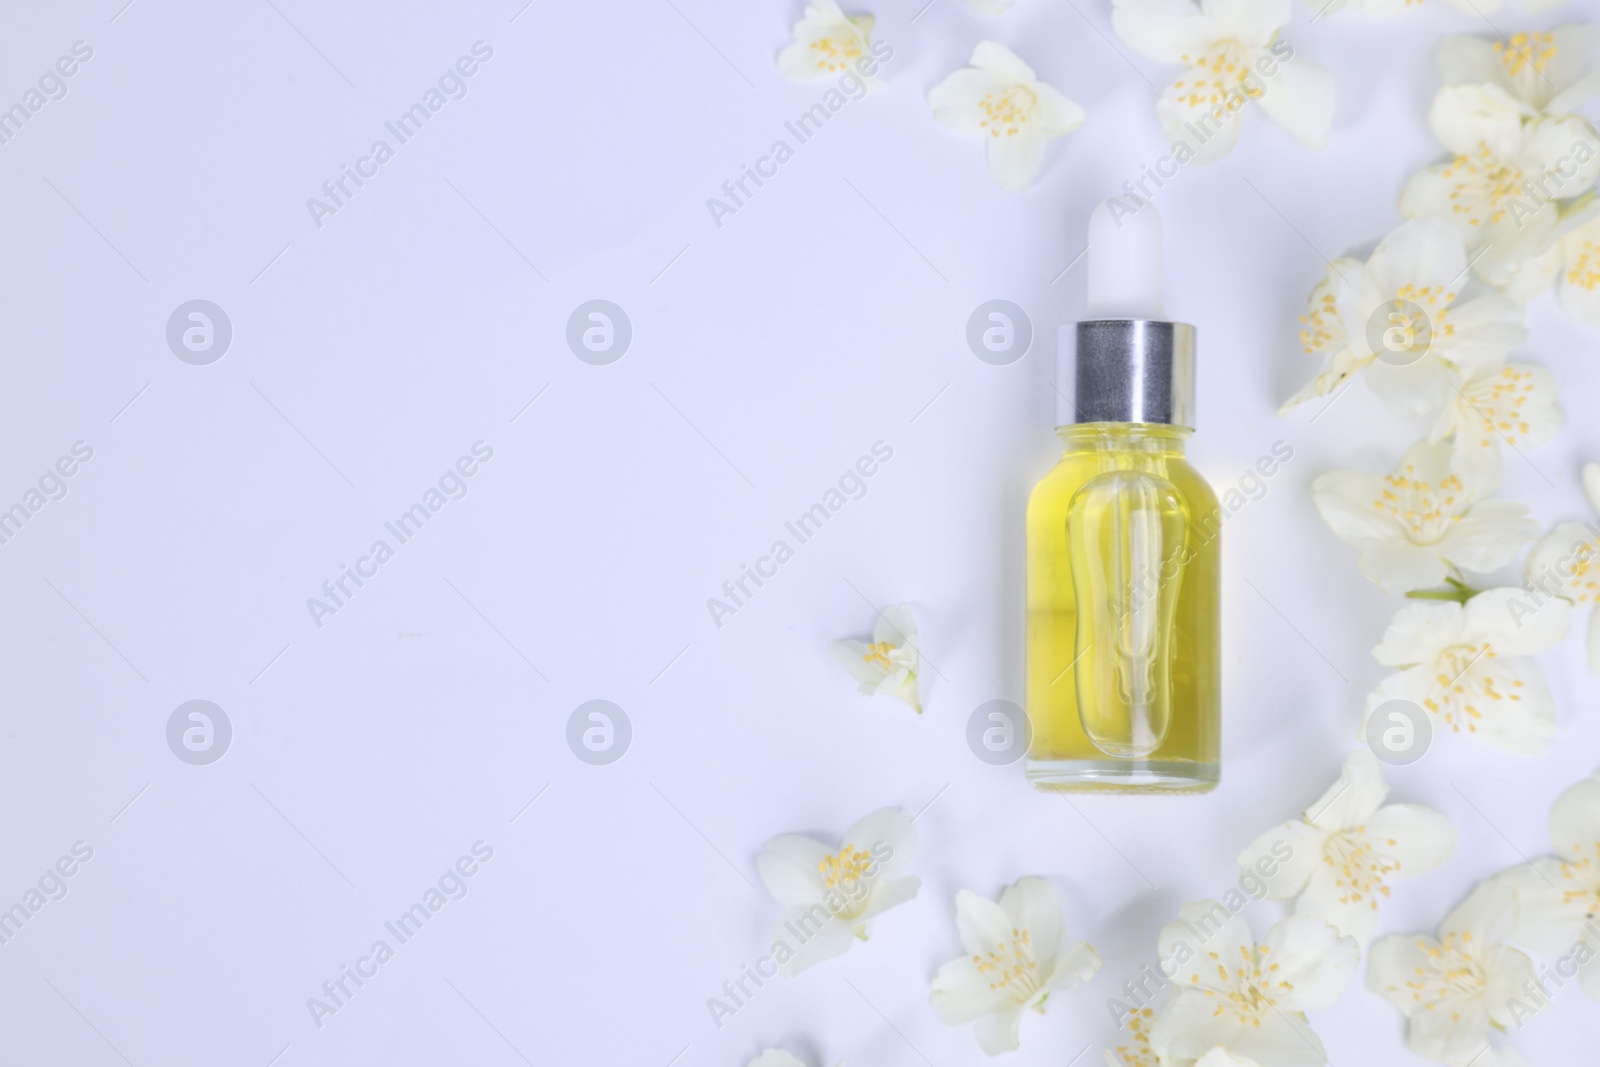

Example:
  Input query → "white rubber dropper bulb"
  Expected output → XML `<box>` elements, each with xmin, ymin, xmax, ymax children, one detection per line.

<box><xmin>1085</xmin><ymin>199</ymin><xmax>1164</xmax><ymax>320</ymax></box>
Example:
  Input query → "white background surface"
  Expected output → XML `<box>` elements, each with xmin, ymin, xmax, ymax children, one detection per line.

<box><xmin>0</xmin><ymin>0</ymin><xmax>1596</xmax><ymax>1064</ymax></box>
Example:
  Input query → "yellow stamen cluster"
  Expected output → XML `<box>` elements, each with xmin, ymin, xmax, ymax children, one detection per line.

<box><xmin>1394</xmin><ymin>282</ymin><xmax>1456</xmax><ymax>342</ymax></box>
<box><xmin>1110</xmin><ymin>1007</ymin><xmax>1159</xmax><ymax>1067</ymax></box>
<box><xmin>978</xmin><ymin>86</ymin><xmax>1039</xmax><ymax>140</ymax></box>
<box><xmin>1494</xmin><ymin>32</ymin><xmax>1557</xmax><ymax>79</ymax></box>
<box><xmin>1554</xmin><ymin>849</ymin><xmax>1599</xmax><ymax>915</ymax></box>
<box><xmin>1399</xmin><ymin>930</ymin><xmax>1488</xmax><ymax>1014</ymax></box>
<box><xmin>972</xmin><ymin>925</ymin><xmax>1041</xmax><ymax>1000</ymax></box>
<box><xmin>1395</xmin><ymin>282</ymin><xmax>1454</xmax><ymax>312</ymax></box>
<box><xmin>1459</xmin><ymin>365</ymin><xmax>1536</xmax><ymax>446</ymax></box>
<box><xmin>1566</xmin><ymin>235</ymin><xmax>1600</xmax><ymax>292</ymax></box>
<box><xmin>1371</xmin><ymin>462</ymin><xmax>1467</xmax><ymax>544</ymax></box>
<box><xmin>1322</xmin><ymin>831</ymin><xmax>1401</xmax><ymax>909</ymax></box>
<box><xmin>1549</xmin><ymin>535</ymin><xmax>1600</xmax><ymax>603</ymax></box>
<box><xmin>818</xmin><ymin>844</ymin><xmax>874</xmax><ymax>889</ymax></box>
<box><xmin>807</xmin><ymin>31</ymin><xmax>864</xmax><ymax>73</ymax></box>
<box><xmin>1568</xmin><ymin>551</ymin><xmax>1600</xmax><ymax>602</ymax></box>
<box><xmin>1299</xmin><ymin>289</ymin><xmax>1340</xmax><ymax>356</ymax></box>
<box><xmin>1439</xmin><ymin>144</ymin><xmax>1527</xmax><ymax>228</ymax></box>
<box><xmin>1421</xmin><ymin>642</ymin><xmax>1524</xmax><ymax>734</ymax></box>
<box><xmin>1174</xmin><ymin>44</ymin><xmax>1262</xmax><ymax>111</ymax></box>
<box><xmin>862</xmin><ymin>641</ymin><xmax>896</xmax><ymax>668</ymax></box>
<box><xmin>1184</xmin><ymin>942</ymin><xmax>1293</xmax><ymax>1027</ymax></box>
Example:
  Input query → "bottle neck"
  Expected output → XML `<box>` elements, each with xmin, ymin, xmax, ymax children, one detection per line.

<box><xmin>1057</xmin><ymin>321</ymin><xmax>1196</xmax><ymax>429</ymax></box>
<box><xmin>1055</xmin><ymin>422</ymin><xmax>1191</xmax><ymax>457</ymax></box>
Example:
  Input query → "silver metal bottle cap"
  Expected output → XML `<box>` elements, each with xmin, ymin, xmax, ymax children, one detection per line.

<box><xmin>1056</xmin><ymin>319</ymin><xmax>1196</xmax><ymax>429</ymax></box>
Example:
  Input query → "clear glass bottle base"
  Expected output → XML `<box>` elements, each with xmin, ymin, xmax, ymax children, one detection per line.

<box><xmin>1026</xmin><ymin>757</ymin><xmax>1219</xmax><ymax>794</ymax></box>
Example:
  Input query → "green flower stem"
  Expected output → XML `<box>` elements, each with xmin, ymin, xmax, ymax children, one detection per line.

<box><xmin>1405</xmin><ymin>579</ymin><xmax>1481</xmax><ymax>604</ymax></box>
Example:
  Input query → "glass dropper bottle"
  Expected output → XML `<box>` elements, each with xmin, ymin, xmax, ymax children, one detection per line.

<box><xmin>1023</xmin><ymin>199</ymin><xmax>1221</xmax><ymax>793</ymax></box>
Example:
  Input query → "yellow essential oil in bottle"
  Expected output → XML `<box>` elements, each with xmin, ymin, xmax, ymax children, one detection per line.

<box><xmin>1024</xmin><ymin>201</ymin><xmax>1220</xmax><ymax>793</ymax></box>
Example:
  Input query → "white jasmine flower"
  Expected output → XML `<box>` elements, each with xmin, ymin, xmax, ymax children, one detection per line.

<box><xmin>1502</xmin><ymin>769</ymin><xmax>1600</xmax><ymax>1001</ymax></box>
<box><xmin>931</xmin><ymin>877</ymin><xmax>1100</xmax><ymax>1056</ymax></box>
<box><xmin>1111</xmin><ymin>0</ymin><xmax>1333</xmax><ymax>165</ymax></box>
<box><xmin>1332</xmin><ymin>219</ymin><xmax>1527</xmax><ymax>420</ymax></box>
<box><xmin>829</xmin><ymin>604</ymin><xmax>923</xmax><ymax>711</ymax></box>
<box><xmin>1237</xmin><ymin>750</ymin><xmax>1456</xmax><ymax>943</ymax></box>
<box><xmin>777</xmin><ymin>0</ymin><xmax>878</xmax><ymax>83</ymax></box>
<box><xmin>1283</xmin><ymin>227</ymin><xmax>1542</xmax><ymax>425</ymax></box>
<box><xmin>1427</xmin><ymin>360</ymin><xmax>1562</xmax><ymax>488</ymax></box>
<box><xmin>1524</xmin><ymin>463</ymin><xmax>1600</xmax><ymax>673</ymax></box>
<box><xmin>1365</xmin><ymin>587</ymin><xmax>1570</xmax><ymax>754</ymax></box>
<box><xmin>1401</xmin><ymin>83</ymin><xmax>1600</xmax><ymax>287</ymax></box>
<box><xmin>1438</xmin><ymin>28</ymin><xmax>1600</xmax><ymax>117</ymax></box>
<box><xmin>1148</xmin><ymin>901</ymin><xmax>1357</xmax><ymax>1067</ymax></box>
<box><xmin>1368</xmin><ymin>880</ymin><xmax>1538</xmax><ymax>1065</ymax></box>
<box><xmin>756</xmin><ymin>807</ymin><xmax>919</xmax><ymax>975</ymax></box>
<box><xmin>927</xmin><ymin>42</ymin><xmax>1086</xmax><ymax>192</ymax></box>
<box><xmin>1313</xmin><ymin>439</ymin><xmax>1536</xmax><ymax>594</ymax></box>
<box><xmin>1280</xmin><ymin>257</ymin><xmax>1365</xmax><ymax>412</ymax></box>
